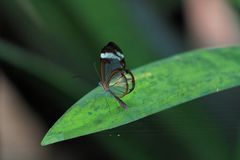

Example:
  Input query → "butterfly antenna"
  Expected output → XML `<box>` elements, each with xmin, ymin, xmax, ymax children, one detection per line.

<box><xmin>72</xmin><ymin>74</ymin><xmax>83</xmax><ymax>79</ymax></box>
<box><xmin>72</xmin><ymin>74</ymin><xmax>96</xmax><ymax>86</ymax></box>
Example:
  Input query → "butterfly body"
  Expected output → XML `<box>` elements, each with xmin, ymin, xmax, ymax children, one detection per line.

<box><xmin>99</xmin><ymin>42</ymin><xmax>135</xmax><ymax>109</ymax></box>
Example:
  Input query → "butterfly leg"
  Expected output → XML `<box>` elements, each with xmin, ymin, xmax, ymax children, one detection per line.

<box><xmin>104</xmin><ymin>91</ymin><xmax>112</xmax><ymax>113</ymax></box>
<box><xmin>109</xmin><ymin>90</ymin><xmax>128</xmax><ymax>109</ymax></box>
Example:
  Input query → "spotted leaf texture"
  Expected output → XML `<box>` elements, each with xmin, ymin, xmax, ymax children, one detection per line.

<box><xmin>41</xmin><ymin>46</ymin><xmax>240</xmax><ymax>146</ymax></box>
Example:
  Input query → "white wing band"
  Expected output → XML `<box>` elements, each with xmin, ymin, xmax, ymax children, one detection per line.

<box><xmin>100</xmin><ymin>52</ymin><xmax>124</xmax><ymax>61</ymax></box>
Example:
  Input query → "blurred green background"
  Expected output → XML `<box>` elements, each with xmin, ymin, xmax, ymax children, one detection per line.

<box><xmin>0</xmin><ymin>0</ymin><xmax>240</xmax><ymax>160</ymax></box>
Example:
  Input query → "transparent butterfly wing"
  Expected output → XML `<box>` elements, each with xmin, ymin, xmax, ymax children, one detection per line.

<box><xmin>108</xmin><ymin>70</ymin><xmax>128</xmax><ymax>98</ymax></box>
<box><xmin>124</xmin><ymin>69</ymin><xmax>135</xmax><ymax>94</ymax></box>
<box><xmin>100</xmin><ymin>42</ymin><xmax>126</xmax><ymax>82</ymax></box>
<box><xmin>108</xmin><ymin>69</ymin><xmax>135</xmax><ymax>98</ymax></box>
<box><xmin>99</xmin><ymin>42</ymin><xmax>135</xmax><ymax>109</ymax></box>
<box><xmin>100</xmin><ymin>58</ymin><xmax>123</xmax><ymax>82</ymax></box>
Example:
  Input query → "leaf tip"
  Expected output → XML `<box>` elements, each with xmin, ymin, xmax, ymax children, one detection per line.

<box><xmin>41</xmin><ymin>131</ymin><xmax>65</xmax><ymax>146</ymax></box>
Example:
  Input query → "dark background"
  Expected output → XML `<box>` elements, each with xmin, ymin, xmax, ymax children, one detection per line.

<box><xmin>1</xmin><ymin>0</ymin><xmax>240</xmax><ymax>160</ymax></box>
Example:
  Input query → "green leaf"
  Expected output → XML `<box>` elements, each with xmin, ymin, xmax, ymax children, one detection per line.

<box><xmin>41</xmin><ymin>46</ymin><xmax>240</xmax><ymax>146</ymax></box>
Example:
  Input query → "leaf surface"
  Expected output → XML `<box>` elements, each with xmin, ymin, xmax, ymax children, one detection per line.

<box><xmin>41</xmin><ymin>46</ymin><xmax>240</xmax><ymax>145</ymax></box>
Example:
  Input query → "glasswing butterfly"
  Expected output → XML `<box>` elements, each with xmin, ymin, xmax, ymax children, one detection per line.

<box><xmin>99</xmin><ymin>42</ymin><xmax>135</xmax><ymax>109</ymax></box>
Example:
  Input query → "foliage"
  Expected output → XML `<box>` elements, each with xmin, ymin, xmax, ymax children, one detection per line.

<box><xmin>40</xmin><ymin>46</ymin><xmax>240</xmax><ymax>147</ymax></box>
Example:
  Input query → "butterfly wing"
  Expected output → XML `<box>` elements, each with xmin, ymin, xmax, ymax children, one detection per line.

<box><xmin>100</xmin><ymin>42</ymin><xmax>125</xmax><ymax>83</ymax></box>
<box><xmin>124</xmin><ymin>69</ymin><xmax>135</xmax><ymax>94</ymax></box>
<box><xmin>108</xmin><ymin>69</ymin><xmax>135</xmax><ymax>97</ymax></box>
<box><xmin>108</xmin><ymin>69</ymin><xmax>128</xmax><ymax>98</ymax></box>
<box><xmin>99</xmin><ymin>42</ymin><xmax>135</xmax><ymax>109</ymax></box>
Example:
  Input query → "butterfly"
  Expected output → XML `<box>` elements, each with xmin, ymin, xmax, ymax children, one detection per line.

<box><xmin>99</xmin><ymin>42</ymin><xmax>135</xmax><ymax>109</ymax></box>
